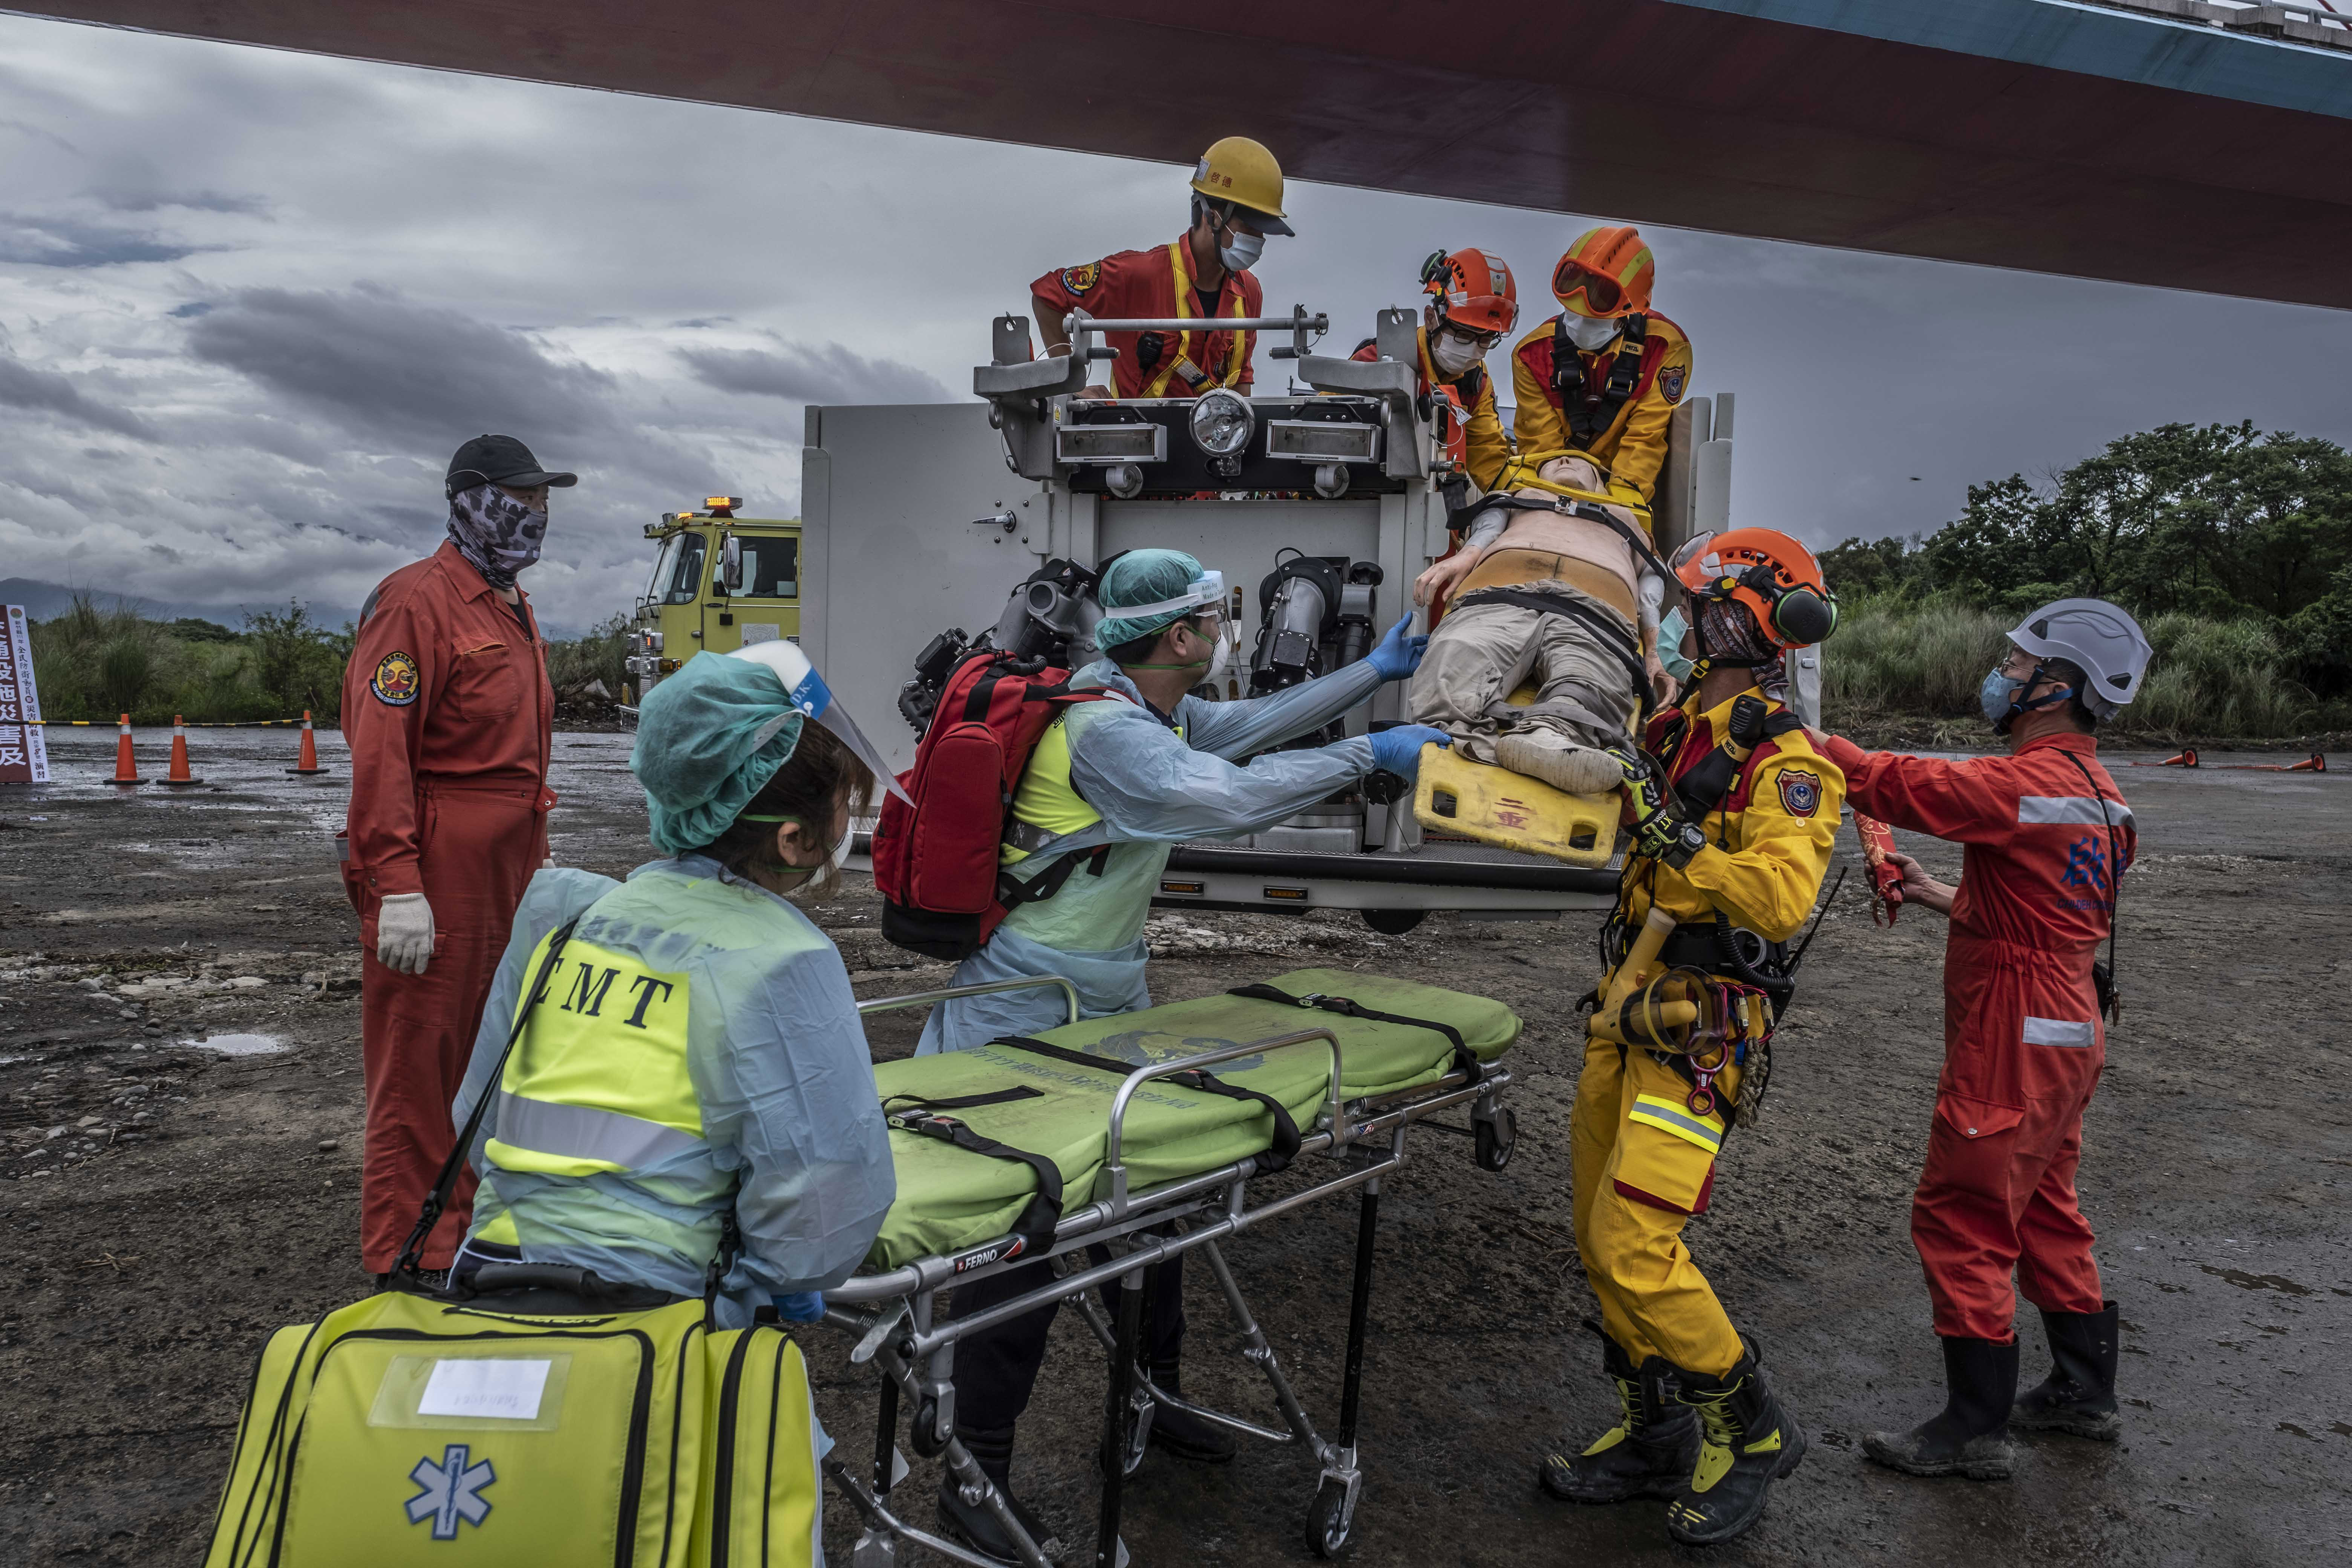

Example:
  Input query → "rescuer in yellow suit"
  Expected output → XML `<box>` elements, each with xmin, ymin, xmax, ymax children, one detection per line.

<box><xmin>1541</xmin><ymin>529</ymin><xmax>1842</xmax><ymax>1547</ymax></box>
<box><xmin>1510</xmin><ymin>225</ymin><xmax>1694</xmax><ymax>512</ymax></box>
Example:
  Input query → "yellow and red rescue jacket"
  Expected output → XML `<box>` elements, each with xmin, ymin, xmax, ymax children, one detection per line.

<box><xmin>1511</xmin><ymin>310</ymin><xmax>1692</xmax><ymax>508</ymax></box>
<box><xmin>1350</xmin><ymin>324</ymin><xmax>1510</xmax><ymax>492</ymax></box>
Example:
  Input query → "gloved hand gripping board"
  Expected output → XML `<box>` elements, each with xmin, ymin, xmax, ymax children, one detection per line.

<box><xmin>206</xmin><ymin>1286</ymin><xmax>822</xmax><ymax>1567</ymax></box>
<box><xmin>867</xmin><ymin>969</ymin><xmax>1521</xmax><ymax>1268</ymax></box>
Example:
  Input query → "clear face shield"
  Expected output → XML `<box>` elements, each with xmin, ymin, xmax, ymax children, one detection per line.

<box><xmin>1111</xmin><ymin>570</ymin><xmax>1236</xmax><ymax>674</ymax></box>
<box><xmin>726</xmin><ymin>640</ymin><xmax>913</xmax><ymax>804</ymax></box>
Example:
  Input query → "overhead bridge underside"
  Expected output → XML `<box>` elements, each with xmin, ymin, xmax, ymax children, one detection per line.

<box><xmin>22</xmin><ymin>0</ymin><xmax>2352</xmax><ymax>308</ymax></box>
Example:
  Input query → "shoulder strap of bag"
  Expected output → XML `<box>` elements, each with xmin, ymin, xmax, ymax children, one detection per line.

<box><xmin>993</xmin><ymin>1035</ymin><xmax>1302</xmax><ymax>1172</ymax></box>
<box><xmin>1225</xmin><ymin>983</ymin><xmax>1485</xmax><ymax>1088</ymax></box>
<box><xmin>2056</xmin><ymin>747</ymin><xmax>2125</xmax><ymax>1020</ymax></box>
<box><xmin>396</xmin><ymin>917</ymin><xmax>580</xmax><ymax>1278</ymax></box>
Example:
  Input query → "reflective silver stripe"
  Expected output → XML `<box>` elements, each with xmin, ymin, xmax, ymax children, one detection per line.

<box><xmin>2022</xmin><ymin>1016</ymin><xmax>2097</xmax><ymax>1048</ymax></box>
<box><xmin>493</xmin><ymin>1091</ymin><xmax>705</xmax><ymax>1167</ymax></box>
<box><xmin>2018</xmin><ymin>795</ymin><xmax>2134</xmax><ymax>828</ymax></box>
<box><xmin>1630</xmin><ymin>1095</ymin><xmax>1723</xmax><ymax>1148</ymax></box>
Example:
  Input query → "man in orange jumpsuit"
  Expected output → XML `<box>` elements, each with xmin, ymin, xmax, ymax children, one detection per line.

<box><xmin>1812</xmin><ymin>600</ymin><xmax>2151</xmax><ymax>1481</ymax></box>
<box><xmin>1028</xmin><ymin>136</ymin><xmax>1291</xmax><ymax>400</ymax></box>
<box><xmin>1511</xmin><ymin>225</ymin><xmax>1694</xmax><ymax>512</ymax></box>
<box><xmin>340</xmin><ymin>433</ymin><xmax>568</xmax><ymax>1283</ymax></box>
<box><xmin>1350</xmin><ymin>246</ymin><xmax>1516</xmax><ymax>493</ymax></box>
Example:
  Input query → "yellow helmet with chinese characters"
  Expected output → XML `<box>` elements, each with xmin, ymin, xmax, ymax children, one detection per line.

<box><xmin>1190</xmin><ymin>136</ymin><xmax>1294</xmax><ymax>234</ymax></box>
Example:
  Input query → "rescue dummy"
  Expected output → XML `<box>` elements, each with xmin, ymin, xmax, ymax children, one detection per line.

<box><xmin>207</xmin><ymin>641</ymin><xmax>901</xmax><ymax>1566</ymax></box>
<box><xmin>1029</xmin><ymin>136</ymin><xmax>1292</xmax><ymax>400</ymax></box>
<box><xmin>340</xmin><ymin>433</ymin><xmax>568</xmax><ymax>1283</ymax></box>
<box><xmin>1813</xmin><ymin>600</ymin><xmax>2150</xmax><ymax>1483</ymax></box>
<box><xmin>915</xmin><ymin>547</ymin><xmax>1444</xmax><ymax>1562</ymax></box>
<box><xmin>1407</xmin><ymin>450</ymin><xmax>1674</xmax><ymax>796</ymax></box>
<box><xmin>1349</xmin><ymin>247</ymin><xmax>1518</xmax><ymax>493</ymax></box>
<box><xmin>1538</xmin><ymin>529</ymin><xmax>1841</xmax><ymax>1548</ymax></box>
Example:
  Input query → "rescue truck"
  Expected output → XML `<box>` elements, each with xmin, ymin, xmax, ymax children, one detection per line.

<box><xmin>622</xmin><ymin>499</ymin><xmax>803</xmax><ymax>697</ymax></box>
<box><xmin>669</xmin><ymin>305</ymin><xmax>1813</xmax><ymax>929</ymax></box>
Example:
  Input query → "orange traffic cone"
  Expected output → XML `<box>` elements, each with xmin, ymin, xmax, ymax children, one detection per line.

<box><xmin>2288</xmin><ymin>753</ymin><xmax>2326</xmax><ymax>773</ymax></box>
<box><xmin>2133</xmin><ymin>747</ymin><xmax>2197</xmax><ymax>768</ymax></box>
<box><xmin>287</xmin><ymin>710</ymin><xmax>328</xmax><ymax>775</ymax></box>
<box><xmin>108</xmin><ymin>714</ymin><xmax>141</xmax><ymax>785</ymax></box>
<box><xmin>156</xmin><ymin>715</ymin><xmax>203</xmax><ymax>787</ymax></box>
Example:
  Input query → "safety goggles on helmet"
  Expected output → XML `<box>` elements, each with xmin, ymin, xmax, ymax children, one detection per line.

<box><xmin>1671</xmin><ymin>530</ymin><xmax>1839</xmax><ymax>651</ymax></box>
<box><xmin>1552</xmin><ymin>260</ymin><xmax>1621</xmax><ymax>318</ymax></box>
<box><xmin>726</xmin><ymin>639</ymin><xmax>912</xmax><ymax>803</ymax></box>
<box><xmin>1105</xmin><ymin>568</ymin><xmax>1228</xmax><ymax>623</ymax></box>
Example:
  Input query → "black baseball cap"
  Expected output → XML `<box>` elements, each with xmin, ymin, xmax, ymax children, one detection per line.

<box><xmin>445</xmin><ymin>433</ymin><xmax>578</xmax><ymax>495</ymax></box>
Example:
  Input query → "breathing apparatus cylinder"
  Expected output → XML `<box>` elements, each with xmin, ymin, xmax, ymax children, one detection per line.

<box><xmin>989</xmin><ymin>557</ymin><xmax>1100</xmax><ymax>665</ymax></box>
<box><xmin>1251</xmin><ymin>556</ymin><xmax>1339</xmax><ymax>692</ymax></box>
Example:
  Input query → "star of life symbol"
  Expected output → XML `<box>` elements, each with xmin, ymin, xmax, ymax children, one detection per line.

<box><xmin>405</xmin><ymin>1443</ymin><xmax>496</xmax><ymax>1540</ymax></box>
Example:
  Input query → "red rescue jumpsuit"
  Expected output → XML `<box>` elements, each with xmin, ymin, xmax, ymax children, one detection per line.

<box><xmin>1030</xmin><ymin>238</ymin><xmax>1261</xmax><ymax>400</ymax></box>
<box><xmin>1818</xmin><ymin>732</ymin><xmax>2132</xmax><ymax>1340</ymax></box>
<box><xmin>340</xmin><ymin>541</ymin><xmax>554</xmax><ymax>1271</ymax></box>
<box><xmin>1349</xmin><ymin>326</ymin><xmax>1509</xmax><ymax>492</ymax></box>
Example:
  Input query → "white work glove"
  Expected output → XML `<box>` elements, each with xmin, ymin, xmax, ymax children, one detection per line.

<box><xmin>375</xmin><ymin>892</ymin><xmax>435</xmax><ymax>975</ymax></box>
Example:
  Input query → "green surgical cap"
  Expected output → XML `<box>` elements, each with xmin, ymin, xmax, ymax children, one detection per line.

<box><xmin>1095</xmin><ymin>548</ymin><xmax>1208</xmax><ymax>652</ymax></box>
<box><xmin>631</xmin><ymin>654</ymin><xmax>805</xmax><ymax>854</ymax></box>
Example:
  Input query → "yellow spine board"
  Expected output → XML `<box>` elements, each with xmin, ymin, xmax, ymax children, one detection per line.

<box><xmin>1413</xmin><ymin>742</ymin><xmax>1620</xmax><ymax>868</ymax></box>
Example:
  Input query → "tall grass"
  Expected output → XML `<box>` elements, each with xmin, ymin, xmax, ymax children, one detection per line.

<box><xmin>1822</xmin><ymin>598</ymin><xmax>2334</xmax><ymax>739</ymax></box>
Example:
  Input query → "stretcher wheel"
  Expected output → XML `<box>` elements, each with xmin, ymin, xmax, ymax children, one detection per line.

<box><xmin>1305</xmin><ymin>1477</ymin><xmax>1355</xmax><ymax>1558</ymax></box>
<box><xmin>1361</xmin><ymin>908</ymin><xmax>1425</xmax><ymax>936</ymax></box>
<box><xmin>1475</xmin><ymin>1107</ymin><xmax>1517</xmax><ymax>1171</ymax></box>
<box><xmin>911</xmin><ymin>1395</ymin><xmax>948</xmax><ymax>1458</ymax></box>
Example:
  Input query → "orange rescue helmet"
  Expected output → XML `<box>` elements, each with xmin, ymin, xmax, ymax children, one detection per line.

<box><xmin>1552</xmin><ymin>225</ymin><xmax>1654</xmax><ymax>320</ymax></box>
<box><xmin>1672</xmin><ymin>528</ymin><xmax>1839</xmax><ymax>650</ymax></box>
<box><xmin>1421</xmin><ymin>247</ymin><xmax>1519</xmax><ymax>335</ymax></box>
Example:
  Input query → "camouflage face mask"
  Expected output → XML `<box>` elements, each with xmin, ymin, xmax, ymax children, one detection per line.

<box><xmin>446</xmin><ymin>483</ymin><xmax>548</xmax><ymax>590</ymax></box>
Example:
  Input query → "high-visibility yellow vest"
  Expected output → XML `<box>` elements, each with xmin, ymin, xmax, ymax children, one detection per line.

<box><xmin>484</xmin><ymin>930</ymin><xmax>705</xmax><ymax>1182</ymax></box>
<box><xmin>1142</xmin><ymin>241</ymin><xmax>1250</xmax><ymax>398</ymax></box>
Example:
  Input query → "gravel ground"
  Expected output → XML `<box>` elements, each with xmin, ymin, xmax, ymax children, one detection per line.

<box><xmin>1</xmin><ymin>728</ymin><xmax>2346</xmax><ymax>1565</ymax></box>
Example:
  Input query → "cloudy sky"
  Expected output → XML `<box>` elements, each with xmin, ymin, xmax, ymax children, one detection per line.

<box><xmin>3</xmin><ymin>15</ymin><xmax>2349</xmax><ymax>636</ymax></box>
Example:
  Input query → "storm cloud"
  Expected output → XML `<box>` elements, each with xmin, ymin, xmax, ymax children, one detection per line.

<box><xmin>680</xmin><ymin>341</ymin><xmax>952</xmax><ymax>406</ymax></box>
<box><xmin>0</xmin><ymin>350</ymin><xmax>158</xmax><ymax>440</ymax></box>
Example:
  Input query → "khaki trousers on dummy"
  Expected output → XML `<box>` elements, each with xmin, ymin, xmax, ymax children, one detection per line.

<box><xmin>1409</xmin><ymin>579</ymin><xmax>1638</xmax><ymax>765</ymax></box>
<box><xmin>1570</xmin><ymin>1031</ymin><xmax>1747</xmax><ymax>1378</ymax></box>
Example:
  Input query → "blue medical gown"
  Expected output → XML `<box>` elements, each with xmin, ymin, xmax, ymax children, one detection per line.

<box><xmin>916</xmin><ymin>658</ymin><xmax>1381</xmax><ymax>1053</ymax></box>
<box><xmin>454</xmin><ymin>857</ymin><xmax>896</xmax><ymax>1328</ymax></box>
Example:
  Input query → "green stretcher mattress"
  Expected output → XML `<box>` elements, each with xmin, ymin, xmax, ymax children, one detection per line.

<box><xmin>864</xmin><ymin>969</ymin><xmax>1521</xmax><ymax>1269</ymax></box>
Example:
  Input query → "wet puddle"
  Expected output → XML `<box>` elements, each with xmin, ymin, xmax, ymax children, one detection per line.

<box><xmin>183</xmin><ymin>1032</ymin><xmax>288</xmax><ymax>1056</ymax></box>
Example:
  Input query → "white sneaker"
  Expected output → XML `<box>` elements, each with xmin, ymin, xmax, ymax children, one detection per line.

<box><xmin>1496</xmin><ymin>731</ymin><xmax>1622</xmax><ymax>796</ymax></box>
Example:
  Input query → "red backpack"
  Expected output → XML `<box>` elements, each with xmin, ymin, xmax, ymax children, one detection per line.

<box><xmin>873</xmin><ymin>652</ymin><xmax>1118</xmax><ymax>960</ymax></box>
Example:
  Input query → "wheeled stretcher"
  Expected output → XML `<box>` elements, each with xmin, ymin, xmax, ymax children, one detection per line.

<box><xmin>822</xmin><ymin>970</ymin><xmax>1525</xmax><ymax>1566</ymax></box>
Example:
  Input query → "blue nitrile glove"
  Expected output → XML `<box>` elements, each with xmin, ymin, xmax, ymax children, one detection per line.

<box><xmin>1367</xmin><ymin>724</ymin><xmax>1452</xmax><ymax>779</ymax></box>
<box><xmin>1367</xmin><ymin>616</ymin><xmax>1430</xmax><ymax>681</ymax></box>
<box><xmin>772</xmin><ymin>1291</ymin><xmax>825</xmax><ymax>1323</ymax></box>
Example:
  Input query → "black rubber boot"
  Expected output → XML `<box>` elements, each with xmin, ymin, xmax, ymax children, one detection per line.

<box><xmin>1145</xmin><ymin>1360</ymin><xmax>1237</xmax><ymax>1463</ymax></box>
<box><xmin>1538</xmin><ymin>1325</ymin><xmax>1700</xmax><ymax>1503</ymax></box>
<box><xmin>935</xmin><ymin>1424</ymin><xmax>1058</xmax><ymax>1565</ymax></box>
<box><xmin>1862</xmin><ymin>1335</ymin><xmax>2019</xmax><ymax>1481</ymax></box>
<box><xmin>2012</xmin><ymin>1301</ymin><xmax>2121</xmax><ymax>1442</ymax></box>
<box><xmin>1663</xmin><ymin>1342</ymin><xmax>1807</xmax><ymax>1546</ymax></box>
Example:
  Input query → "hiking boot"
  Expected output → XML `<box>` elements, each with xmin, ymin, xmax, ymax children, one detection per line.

<box><xmin>2011</xmin><ymin>1301</ymin><xmax>2121</xmax><ymax>1442</ymax></box>
<box><xmin>1145</xmin><ymin>1362</ymin><xmax>1237</xmax><ymax>1464</ymax></box>
<box><xmin>1663</xmin><ymin>1341</ymin><xmax>1807</xmax><ymax>1546</ymax></box>
<box><xmin>1539</xmin><ymin>1324</ymin><xmax>1700</xmax><ymax>1503</ymax></box>
<box><xmin>936</xmin><ymin>1424</ymin><xmax>1059</xmax><ymax>1565</ymax></box>
<box><xmin>1496</xmin><ymin>729</ymin><xmax>1623</xmax><ymax>796</ymax></box>
<box><xmin>1862</xmin><ymin>1335</ymin><xmax>2019</xmax><ymax>1481</ymax></box>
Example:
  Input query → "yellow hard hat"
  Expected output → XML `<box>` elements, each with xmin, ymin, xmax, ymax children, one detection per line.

<box><xmin>1190</xmin><ymin>136</ymin><xmax>1294</xmax><ymax>235</ymax></box>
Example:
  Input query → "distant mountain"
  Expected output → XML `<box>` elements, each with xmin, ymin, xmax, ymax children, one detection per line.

<box><xmin>0</xmin><ymin>578</ymin><xmax>364</xmax><ymax>632</ymax></box>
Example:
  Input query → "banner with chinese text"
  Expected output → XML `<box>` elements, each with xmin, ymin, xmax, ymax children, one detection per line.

<box><xmin>1</xmin><ymin>605</ymin><xmax>51</xmax><ymax>784</ymax></box>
